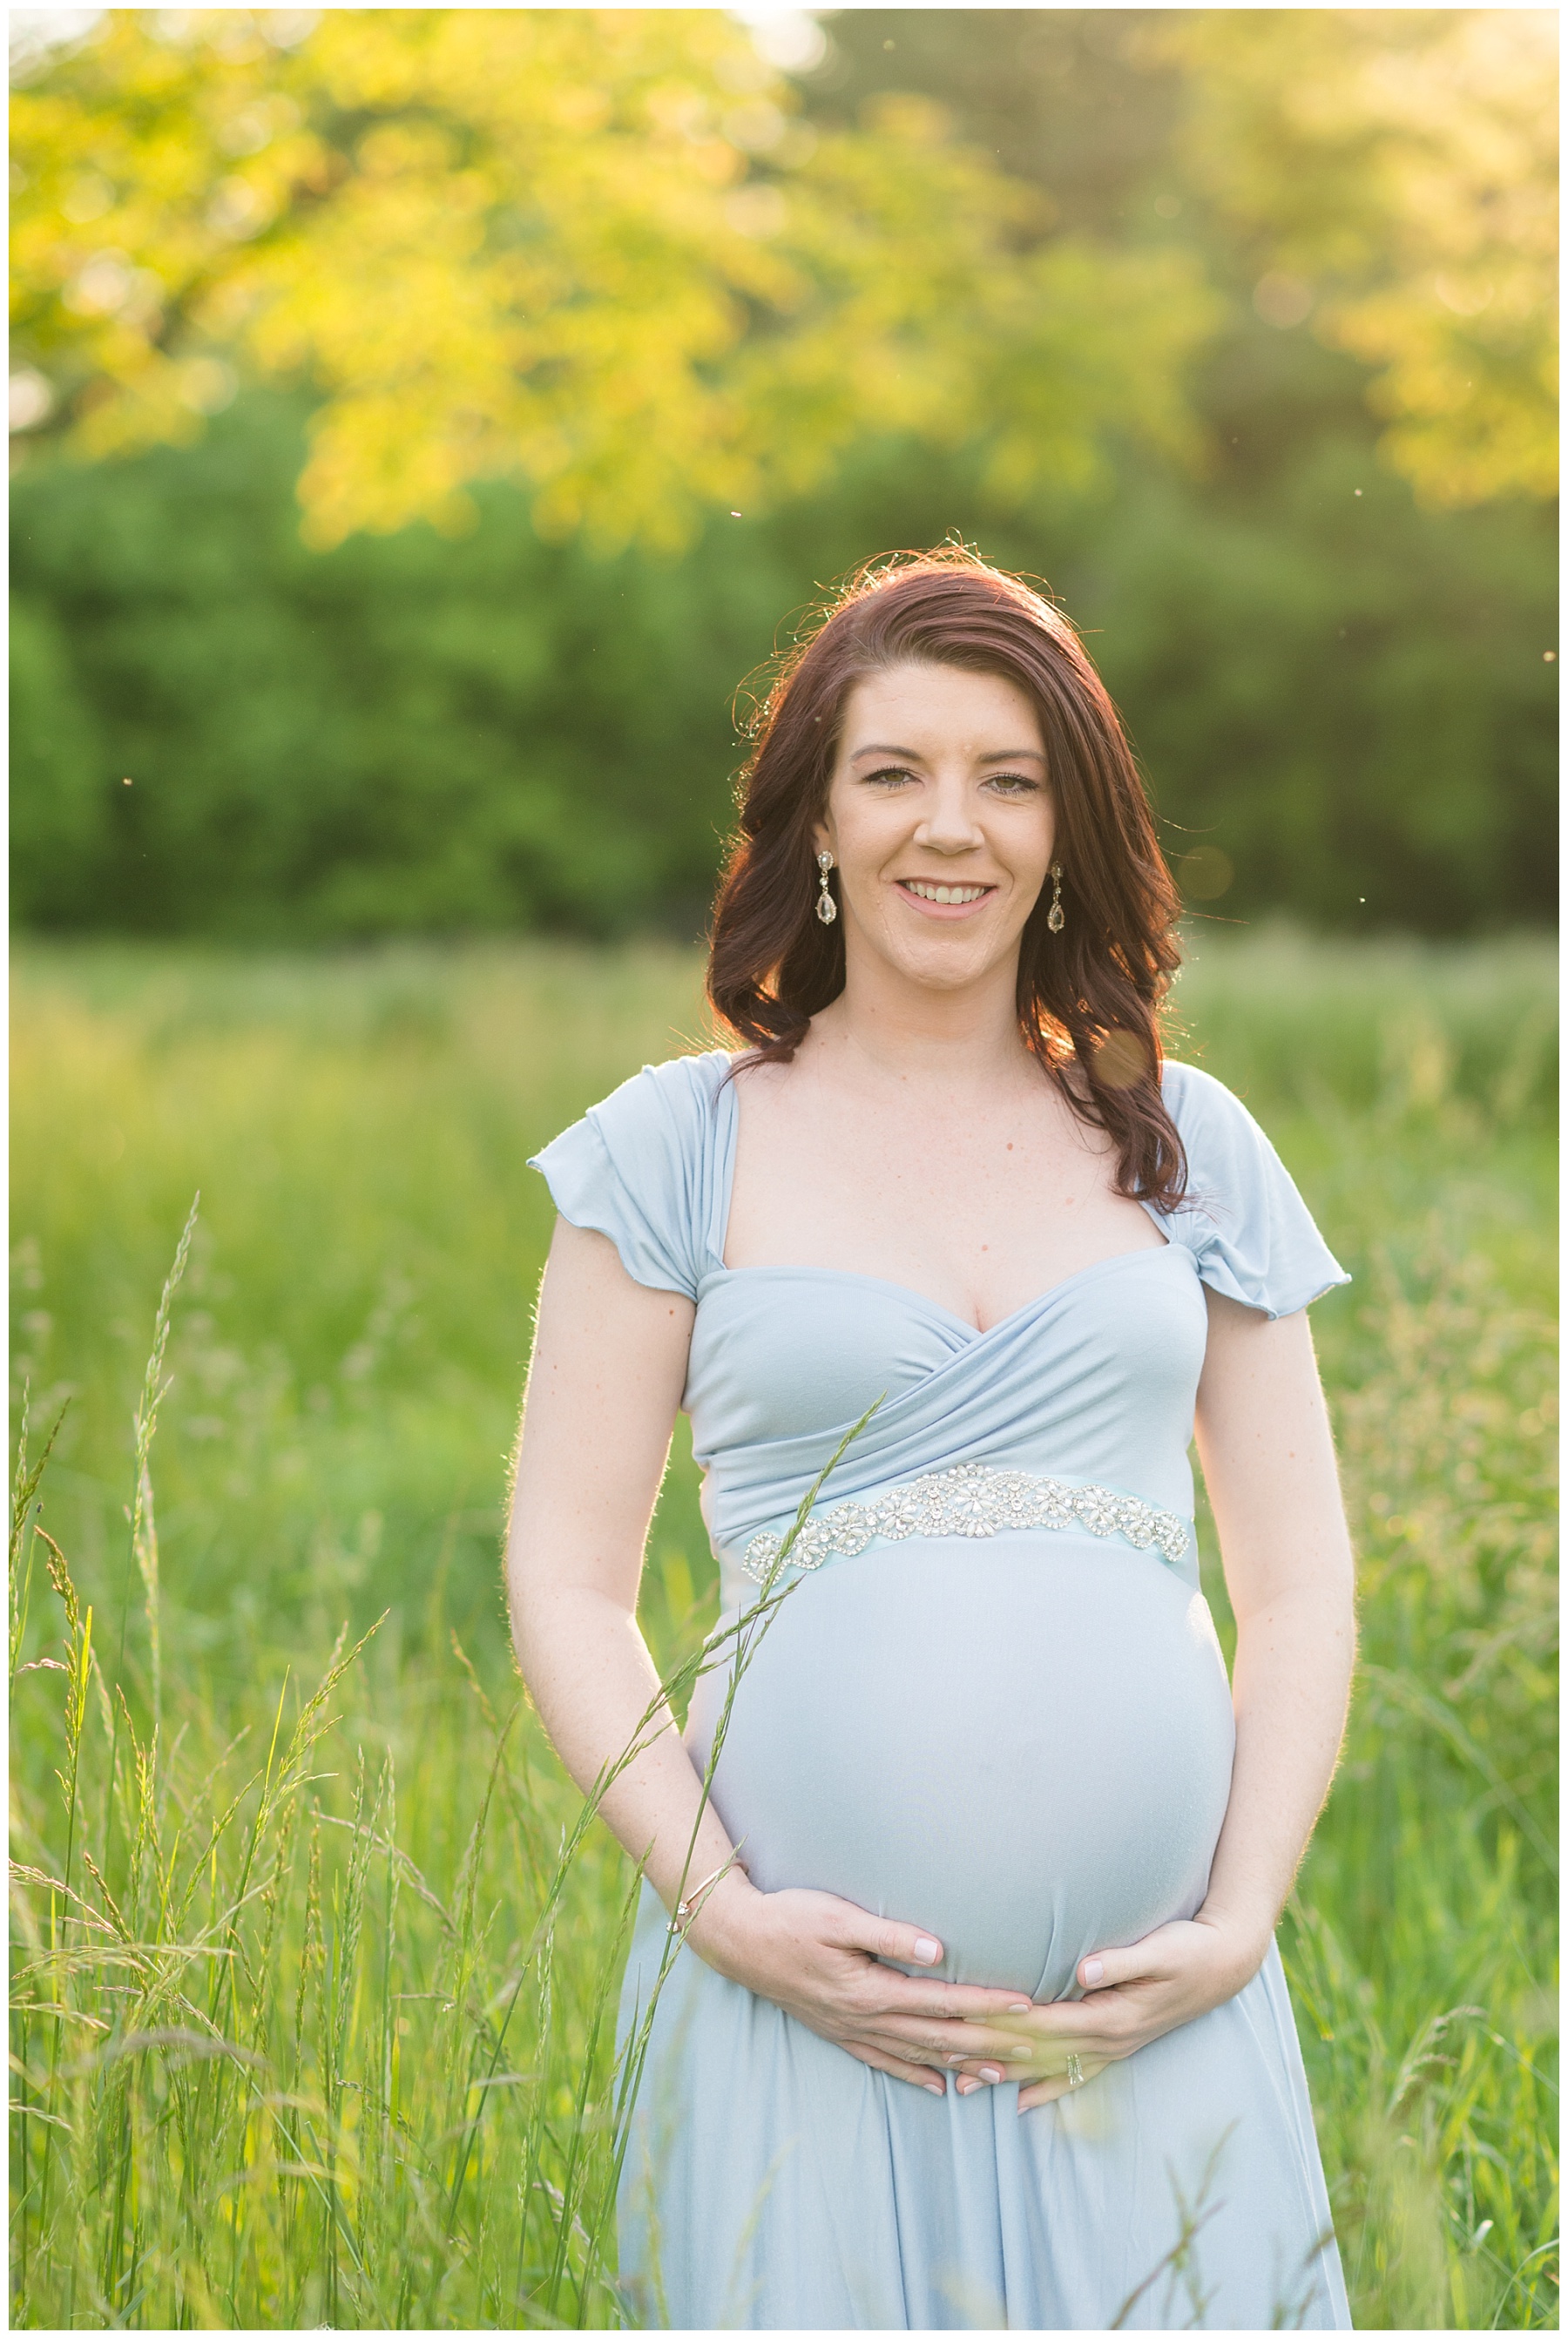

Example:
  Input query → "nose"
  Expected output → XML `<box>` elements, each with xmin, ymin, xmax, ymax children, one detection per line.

<box><xmin>914</xmin><ymin>774</ymin><xmax>985</xmax><ymax>855</ymax></box>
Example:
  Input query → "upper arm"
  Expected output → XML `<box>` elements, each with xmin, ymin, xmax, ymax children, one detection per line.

<box><xmin>1193</xmin><ymin>1288</ymin><xmax>1354</xmax><ymax>1620</ymax></box>
<box><xmin>507</xmin><ymin>1216</ymin><xmax>695</xmax><ymax>1617</ymax></box>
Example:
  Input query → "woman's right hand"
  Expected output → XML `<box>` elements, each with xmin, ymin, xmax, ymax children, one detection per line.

<box><xmin>686</xmin><ymin>1876</ymin><xmax>1032</xmax><ymax>2094</ymax></box>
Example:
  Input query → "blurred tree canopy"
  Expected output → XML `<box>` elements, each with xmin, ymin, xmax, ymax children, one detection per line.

<box><xmin>10</xmin><ymin>8</ymin><xmax>1558</xmax><ymax>942</ymax></box>
<box><xmin>10</xmin><ymin>7</ymin><xmax>1213</xmax><ymax>544</ymax></box>
<box><xmin>1167</xmin><ymin>8</ymin><xmax>1557</xmax><ymax>507</ymax></box>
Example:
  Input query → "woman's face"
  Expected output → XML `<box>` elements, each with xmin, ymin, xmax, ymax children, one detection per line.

<box><xmin>814</xmin><ymin>660</ymin><xmax>1056</xmax><ymax>999</ymax></box>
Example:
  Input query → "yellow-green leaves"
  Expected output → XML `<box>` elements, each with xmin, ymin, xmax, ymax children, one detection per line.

<box><xmin>11</xmin><ymin>9</ymin><xmax>1217</xmax><ymax>546</ymax></box>
<box><xmin>1166</xmin><ymin>10</ymin><xmax>1557</xmax><ymax>508</ymax></box>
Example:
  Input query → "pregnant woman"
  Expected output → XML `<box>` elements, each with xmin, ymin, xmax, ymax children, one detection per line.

<box><xmin>508</xmin><ymin>550</ymin><xmax>1356</xmax><ymax>2329</ymax></box>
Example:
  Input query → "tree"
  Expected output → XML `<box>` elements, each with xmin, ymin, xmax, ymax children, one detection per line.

<box><xmin>1164</xmin><ymin>9</ymin><xmax>1557</xmax><ymax>507</ymax></box>
<box><xmin>10</xmin><ymin>8</ymin><xmax>1216</xmax><ymax>548</ymax></box>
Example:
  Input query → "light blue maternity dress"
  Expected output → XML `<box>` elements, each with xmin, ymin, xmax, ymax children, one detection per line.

<box><xmin>531</xmin><ymin>1053</ymin><xmax>1354</xmax><ymax>2331</ymax></box>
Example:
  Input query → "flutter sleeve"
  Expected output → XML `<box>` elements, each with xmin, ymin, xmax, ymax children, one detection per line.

<box><xmin>528</xmin><ymin>1054</ymin><xmax>723</xmax><ymax>1301</ymax></box>
<box><xmin>1158</xmin><ymin>1060</ymin><xmax>1350</xmax><ymax>1320</ymax></box>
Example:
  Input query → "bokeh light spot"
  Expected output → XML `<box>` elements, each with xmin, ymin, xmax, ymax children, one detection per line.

<box><xmin>1178</xmin><ymin>846</ymin><xmax>1234</xmax><ymax>902</ymax></box>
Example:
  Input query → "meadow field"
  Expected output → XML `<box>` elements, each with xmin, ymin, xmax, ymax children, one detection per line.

<box><xmin>10</xmin><ymin>929</ymin><xmax>1558</xmax><ymax>2329</ymax></box>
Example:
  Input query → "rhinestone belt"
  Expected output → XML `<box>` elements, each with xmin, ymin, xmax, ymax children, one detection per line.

<box><xmin>738</xmin><ymin>1462</ymin><xmax>1190</xmax><ymax>1584</ymax></box>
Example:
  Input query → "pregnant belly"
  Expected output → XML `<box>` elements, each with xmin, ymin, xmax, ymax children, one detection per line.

<box><xmin>685</xmin><ymin>1534</ymin><xmax>1235</xmax><ymax>2003</ymax></box>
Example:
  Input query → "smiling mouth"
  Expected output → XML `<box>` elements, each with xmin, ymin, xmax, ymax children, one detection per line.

<box><xmin>898</xmin><ymin>878</ymin><xmax>996</xmax><ymax>907</ymax></box>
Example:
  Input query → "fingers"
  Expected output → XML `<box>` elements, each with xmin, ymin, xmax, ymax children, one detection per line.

<box><xmin>862</xmin><ymin>1980</ymin><xmax>1133</xmax><ymax>2065</ymax></box>
<box><xmin>948</xmin><ymin>2055</ymin><xmax>1042</xmax><ymax>2082</ymax></box>
<box><xmin>829</xmin><ymin>1908</ymin><xmax>947</xmax><ymax>1969</ymax></box>
<box><xmin>842</xmin><ymin>2040</ymin><xmax>948</xmax><ymax>2097</ymax></box>
<box><xmin>845</xmin><ymin>1998</ymin><xmax>1052</xmax><ymax>2069</ymax></box>
<box><xmin>875</xmin><ymin>2007</ymin><xmax>1025</xmax><ymax>2042</ymax></box>
<box><xmin>1018</xmin><ymin>2056</ymin><xmax>1110</xmax><ymax>2113</ymax></box>
<box><xmin>828</xmin><ymin>1908</ymin><xmax>1030</xmax><ymax>2003</ymax></box>
<box><xmin>954</xmin><ymin>2065</ymin><xmax>1007</xmax><ymax>2097</ymax></box>
<box><xmin>842</xmin><ymin>2018</ymin><xmax>1001</xmax><ymax>2072</ymax></box>
<box><xmin>859</xmin><ymin>1974</ymin><xmax>1036</xmax><ymax>2020</ymax></box>
<box><xmin>875</xmin><ymin>2016</ymin><xmax>1032</xmax><ymax>2063</ymax></box>
<box><xmin>1076</xmin><ymin>1926</ymin><xmax>1180</xmax><ymax>1992</ymax></box>
<box><xmin>984</xmin><ymin>2000</ymin><xmax>1121</xmax><ymax>2050</ymax></box>
<box><xmin>810</xmin><ymin>1899</ymin><xmax>1041</xmax><ymax>2015</ymax></box>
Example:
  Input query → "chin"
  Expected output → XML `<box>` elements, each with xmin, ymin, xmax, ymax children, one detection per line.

<box><xmin>882</xmin><ymin>937</ymin><xmax>1010</xmax><ymax>991</ymax></box>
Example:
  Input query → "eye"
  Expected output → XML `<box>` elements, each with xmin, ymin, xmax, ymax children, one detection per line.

<box><xmin>983</xmin><ymin>771</ymin><xmax>1043</xmax><ymax>797</ymax></box>
<box><xmin>861</xmin><ymin>764</ymin><xmax>918</xmax><ymax>788</ymax></box>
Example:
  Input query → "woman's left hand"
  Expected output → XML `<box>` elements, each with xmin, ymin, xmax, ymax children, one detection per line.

<box><xmin>940</xmin><ymin>1913</ymin><xmax>1270</xmax><ymax>2112</ymax></box>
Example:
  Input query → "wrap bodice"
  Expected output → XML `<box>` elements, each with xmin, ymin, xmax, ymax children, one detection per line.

<box><xmin>530</xmin><ymin>1052</ymin><xmax>1348</xmax><ymax>1609</ymax></box>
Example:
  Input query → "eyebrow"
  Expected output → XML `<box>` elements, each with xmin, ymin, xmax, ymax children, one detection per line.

<box><xmin>848</xmin><ymin>742</ymin><xmax>1047</xmax><ymax>764</ymax></box>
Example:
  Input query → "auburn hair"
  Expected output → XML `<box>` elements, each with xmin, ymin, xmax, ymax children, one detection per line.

<box><xmin>706</xmin><ymin>546</ymin><xmax>1187</xmax><ymax>1207</ymax></box>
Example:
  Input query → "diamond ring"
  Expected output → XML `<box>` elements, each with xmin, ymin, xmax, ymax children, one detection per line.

<box><xmin>1065</xmin><ymin>2053</ymin><xmax>1085</xmax><ymax>2089</ymax></box>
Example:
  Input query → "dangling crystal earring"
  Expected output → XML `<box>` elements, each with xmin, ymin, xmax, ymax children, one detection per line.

<box><xmin>1046</xmin><ymin>863</ymin><xmax>1065</xmax><ymax>934</ymax></box>
<box><xmin>815</xmin><ymin>850</ymin><xmax>838</xmax><ymax>926</ymax></box>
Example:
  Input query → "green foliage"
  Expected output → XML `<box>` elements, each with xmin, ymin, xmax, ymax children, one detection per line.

<box><xmin>10</xmin><ymin>395</ymin><xmax>789</xmax><ymax>938</ymax></box>
<box><xmin>817</xmin><ymin>9</ymin><xmax>1558</xmax><ymax>510</ymax></box>
<box><xmin>8</xmin><ymin>933</ymin><xmax>1558</xmax><ymax>2327</ymax></box>
<box><xmin>1080</xmin><ymin>450</ymin><xmax>1556</xmax><ymax>930</ymax></box>
<box><xmin>10</xmin><ymin>387</ymin><xmax>1557</xmax><ymax>937</ymax></box>
<box><xmin>1165</xmin><ymin>9</ymin><xmax>1558</xmax><ymax>507</ymax></box>
<box><xmin>9</xmin><ymin>598</ymin><xmax>105</xmax><ymax>918</ymax></box>
<box><xmin>10</xmin><ymin>9</ymin><xmax>1213</xmax><ymax>549</ymax></box>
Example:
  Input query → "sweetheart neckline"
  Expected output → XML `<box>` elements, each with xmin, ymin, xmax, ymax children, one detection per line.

<box><xmin>701</xmin><ymin>1240</ymin><xmax>1191</xmax><ymax>1340</ymax></box>
<box><xmin>709</xmin><ymin>1058</ymin><xmax>1187</xmax><ymax>1338</ymax></box>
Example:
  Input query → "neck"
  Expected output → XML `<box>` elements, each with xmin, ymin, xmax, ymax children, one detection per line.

<box><xmin>810</xmin><ymin>949</ymin><xmax>1033</xmax><ymax>1089</ymax></box>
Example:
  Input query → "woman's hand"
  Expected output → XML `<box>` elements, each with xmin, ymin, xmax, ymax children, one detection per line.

<box><xmin>941</xmin><ymin>1912</ymin><xmax>1270</xmax><ymax>2111</ymax></box>
<box><xmin>689</xmin><ymin>1876</ymin><xmax>1038</xmax><ymax>2095</ymax></box>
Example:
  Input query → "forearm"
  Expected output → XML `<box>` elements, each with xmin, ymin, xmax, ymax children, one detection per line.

<box><xmin>512</xmin><ymin>1580</ymin><xmax>739</xmax><ymax>1914</ymax></box>
<box><xmin>1200</xmin><ymin>1577</ymin><xmax>1355</xmax><ymax>1957</ymax></box>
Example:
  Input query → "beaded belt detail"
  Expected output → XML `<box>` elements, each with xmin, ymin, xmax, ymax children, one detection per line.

<box><xmin>738</xmin><ymin>1462</ymin><xmax>1190</xmax><ymax>1584</ymax></box>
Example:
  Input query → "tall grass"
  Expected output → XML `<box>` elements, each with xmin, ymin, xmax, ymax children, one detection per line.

<box><xmin>10</xmin><ymin>929</ymin><xmax>1558</xmax><ymax>2328</ymax></box>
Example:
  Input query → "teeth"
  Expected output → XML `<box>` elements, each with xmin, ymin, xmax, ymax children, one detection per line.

<box><xmin>905</xmin><ymin>881</ymin><xmax>988</xmax><ymax>904</ymax></box>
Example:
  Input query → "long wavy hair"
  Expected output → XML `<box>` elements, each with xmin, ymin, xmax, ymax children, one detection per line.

<box><xmin>706</xmin><ymin>547</ymin><xmax>1186</xmax><ymax>1206</ymax></box>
